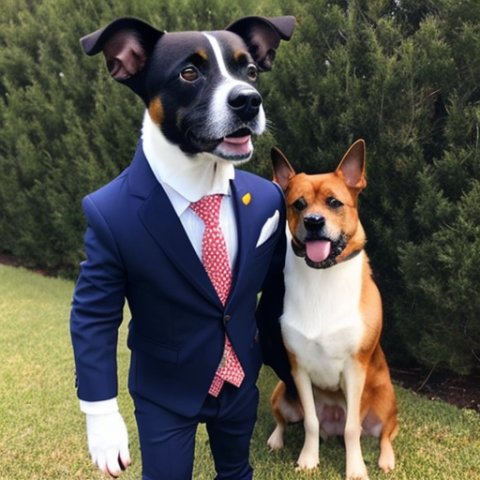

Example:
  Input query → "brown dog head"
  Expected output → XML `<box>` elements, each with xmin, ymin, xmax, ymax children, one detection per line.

<box><xmin>272</xmin><ymin>140</ymin><xmax>367</xmax><ymax>269</ymax></box>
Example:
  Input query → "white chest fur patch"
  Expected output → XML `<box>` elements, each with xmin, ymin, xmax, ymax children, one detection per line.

<box><xmin>281</xmin><ymin>229</ymin><xmax>365</xmax><ymax>390</ymax></box>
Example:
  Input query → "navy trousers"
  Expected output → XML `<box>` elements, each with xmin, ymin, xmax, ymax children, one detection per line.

<box><xmin>132</xmin><ymin>383</ymin><xmax>259</xmax><ymax>480</ymax></box>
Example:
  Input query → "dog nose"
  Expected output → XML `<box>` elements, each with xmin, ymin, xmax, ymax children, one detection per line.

<box><xmin>304</xmin><ymin>214</ymin><xmax>325</xmax><ymax>230</ymax></box>
<box><xmin>227</xmin><ymin>86</ymin><xmax>262</xmax><ymax>122</ymax></box>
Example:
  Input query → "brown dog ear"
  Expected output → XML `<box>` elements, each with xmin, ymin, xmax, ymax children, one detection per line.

<box><xmin>226</xmin><ymin>16</ymin><xmax>295</xmax><ymax>72</ymax></box>
<box><xmin>336</xmin><ymin>139</ymin><xmax>367</xmax><ymax>190</ymax></box>
<box><xmin>80</xmin><ymin>17</ymin><xmax>164</xmax><ymax>81</ymax></box>
<box><xmin>271</xmin><ymin>147</ymin><xmax>296</xmax><ymax>191</ymax></box>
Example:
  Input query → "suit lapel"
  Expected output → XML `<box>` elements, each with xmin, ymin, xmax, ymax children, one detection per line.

<box><xmin>228</xmin><ymin>177</ymin><xmax>257</xmax><ymax>305</ymax></box>
<box><xmin>129</xmin><ymin>145</ymin><xmax>221</xmax><ymax>306</ymax></box>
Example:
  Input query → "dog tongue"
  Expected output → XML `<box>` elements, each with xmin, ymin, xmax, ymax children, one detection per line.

<box><xmin>224</xmin><ymin>135</ymin><xmax>251</xmax><ymax>145</ymax></box>
<box><xmin>222</xmin><ymin>135</ymin><xmax>252</xmax><ymax>155</ymax></box>
<box><xmin>306</xmin><ymin>240</ymin><xmax>331</xmax><ymax>263</ymax></box>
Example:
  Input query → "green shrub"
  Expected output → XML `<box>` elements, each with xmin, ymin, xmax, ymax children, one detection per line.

<box><xmin>1</xmin><ymin>0</ymin><xmax>480</xmax><ymax>374</ymax></box>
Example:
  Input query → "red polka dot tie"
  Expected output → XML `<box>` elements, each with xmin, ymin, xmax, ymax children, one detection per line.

<box><xmin>190</xmin><ymin>194</ymin><xmax>245</xmax><ymax>397</ymax></box>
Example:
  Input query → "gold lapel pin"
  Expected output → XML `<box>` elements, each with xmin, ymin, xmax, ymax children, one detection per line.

<box><xmin>242</xmin><ymin>192</ymin><xmax>252</xmax><ymax>205</ymax></box>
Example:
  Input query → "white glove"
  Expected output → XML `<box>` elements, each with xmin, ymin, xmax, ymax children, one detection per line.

<box><xmin>82</xmin><ymin>399</ymin><xmax>131</xmax><ymax>477</ymax></box>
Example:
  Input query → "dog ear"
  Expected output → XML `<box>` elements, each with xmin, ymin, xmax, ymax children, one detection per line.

<box><xmin>271</xmin><ymin>147</ymin><xmax>296</xmax><ymax>191</ymax></box>
<box><xmin>226</xmin><ymin>16</ymin><xmax>295</xmax><ymax>72</ymax></box>
<box><xmin>336</xmin><ymin>139</ymin><xmax>367</xmax><ymax>191</ymax></box>
<box><xmin>80</xmin><ymin>17</ymin><xmax>163</xmax><ymax>87</ymax></box>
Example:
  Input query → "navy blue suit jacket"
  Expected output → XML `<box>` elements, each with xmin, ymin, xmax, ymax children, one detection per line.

<box><xmin>70</xmin><ymin>143</ymin><xmax>289</xmax><ymax>417</ymax></box>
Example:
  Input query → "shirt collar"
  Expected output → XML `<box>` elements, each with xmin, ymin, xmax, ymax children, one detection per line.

<box><xmin>142</xmin><ymin>112</ymin><xmax>235</xmax><ymax>216</ymax></box>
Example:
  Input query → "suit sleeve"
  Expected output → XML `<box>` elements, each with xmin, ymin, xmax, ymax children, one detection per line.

<box><xmin>255</xmin><ymin>184</ymin><xmax>295</xmax><ymax>394</ymax></box>
<box><xmin>70</xmin><ymin>195</ymin><xmax>126</xmax><ymax>401</ymax></box>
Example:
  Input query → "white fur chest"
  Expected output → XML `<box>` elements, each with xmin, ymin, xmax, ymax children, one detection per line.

<box><xmin>281</xmin><ymin>233</ymin><xmax>365</xmax><ymax>391</ymax></box>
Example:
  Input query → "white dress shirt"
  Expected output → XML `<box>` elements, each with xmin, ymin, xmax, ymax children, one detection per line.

<box><xmin>142</xmin><ymin>112</ymin><xmax>238</xmax><ymax>267</ymax></box>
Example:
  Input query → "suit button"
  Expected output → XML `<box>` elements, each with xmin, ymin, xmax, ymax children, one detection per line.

<box><xmin>223</xmin><ymin>315</ymin><xmax>231</xmax><ymax>325</ymax></box>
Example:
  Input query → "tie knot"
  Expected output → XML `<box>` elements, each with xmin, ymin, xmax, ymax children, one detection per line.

<box><xmin>190</xmin><ymin>194</ymin><xmax>223</xmax><ymax>228</ymax></box>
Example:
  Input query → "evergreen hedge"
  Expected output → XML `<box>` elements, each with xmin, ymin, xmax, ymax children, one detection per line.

<box><xmin>1</xmin><ymin>0</ymin><xmax>479</xmax><ymax>375</ymax></box>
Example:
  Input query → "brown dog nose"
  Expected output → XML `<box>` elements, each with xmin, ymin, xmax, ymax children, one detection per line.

<box><xmin>228</xmin><ymin>86</ymin><xmax>262</xmax><ymax>121</ymax></box>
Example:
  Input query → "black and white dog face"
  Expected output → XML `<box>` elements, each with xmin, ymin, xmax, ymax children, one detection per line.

<box><xmin>145</xmin><ymin>29</ymin><xmax>265</xmax><ymax>162</ymax></box>
<box><xmin>81</xmin><ymin>16</ymin><xmax>295</xmax><ymax>163</ymax></box>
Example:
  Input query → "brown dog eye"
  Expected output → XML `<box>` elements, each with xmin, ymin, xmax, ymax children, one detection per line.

<box><xmin>247</xmin><ymin>64</ymin><xmax>258</xmax><ymax>81</ymax></box>
<box><xmin>180</xmin><ymin>67</ymin><xmax>199</xmax><ymax>82</ymax></box>
<box><xmin>292</xmin><ymin>197</ymin><xmax>307</xmax><ymax>211</ymax></box>
<box><xmin>326</xmin><ymin>196</ymin><xmax>343</xmax><ymax>209</ymax></box>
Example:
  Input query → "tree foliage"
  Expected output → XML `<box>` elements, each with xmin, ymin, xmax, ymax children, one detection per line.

<box><xmin>1</xmin><ymin>0</ymin><xmax>479</xmax><ymax>374</ymax></box>
<box><xmin>263</xmin><ymin>0</ymin><xmax>480</xmax><ymax>375</ymax></box>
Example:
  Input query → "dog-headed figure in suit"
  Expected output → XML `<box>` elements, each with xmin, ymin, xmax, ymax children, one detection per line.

<box><xmin>70</xmin><ymin>15</ymin><xmax>295</xmax><ymax>479</ymax></box>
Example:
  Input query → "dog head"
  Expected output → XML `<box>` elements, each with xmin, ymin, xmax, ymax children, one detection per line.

<box><xmin>272</xmin><ymin>140</ymin><xmax>367</xmax><ymax>269</ymax></box>
<box><xmin>81</xmin><ymin>16</ymin><xmax>295</xmax><ymax>163</ymax></box>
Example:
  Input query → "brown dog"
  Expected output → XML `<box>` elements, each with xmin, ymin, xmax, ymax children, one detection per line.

<box><xmin>268</xmin><ymin>140</ymin><xmax>398</xmax><ymax>479</ymax></box>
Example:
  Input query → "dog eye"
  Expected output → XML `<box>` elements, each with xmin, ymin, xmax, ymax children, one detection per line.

<box><xmin>292</xmin><ymin>197</ymin><xmax>307</xmax><ymax>211</ymax></box>
<box><xmin>326</xmin><ymin>196</ymin><xmax>343</xmax><ymax>209</ymax></box>
<box><xmin>180</xmin><ymin>67</ymin><xmax>199</xmax><ymax>82</ymax></box>
<box><xmin>247</xmin><ymin>64</ymin><xmax>258</xmax><ymax>81</ymax></box>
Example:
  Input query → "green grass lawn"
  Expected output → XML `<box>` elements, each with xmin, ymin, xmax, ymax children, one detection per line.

<box><xmin>1</xmin><ymin>264</ymin><xmax>479</xmax><ymax>479</ymax></box>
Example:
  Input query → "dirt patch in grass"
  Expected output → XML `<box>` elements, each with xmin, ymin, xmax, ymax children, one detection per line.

<box><xmin>0</xmin><ymin>252</ymin><xmax>49</xmax><ymax>276</ymax></box>
<box><xmin>0</xmin><ymin>252</ymin><xmax>21</xmax><ymax>268</ymax></box>
<box><xmin>391</xmin><ymin>366</ymin><xmax>480</xmax><ymax>413</ymax></box>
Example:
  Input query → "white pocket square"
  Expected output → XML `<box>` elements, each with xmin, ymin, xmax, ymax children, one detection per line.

<box><xmin>256</xmin><ymin>210</ymin><xmax>280</xmax><ymax>247</ymax></box>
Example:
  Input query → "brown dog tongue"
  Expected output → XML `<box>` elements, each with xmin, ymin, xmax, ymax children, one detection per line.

<box><xmin>305</xmin><ymin>240</ymin><xmax>331</xmax><ymax>263</ymax></box>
